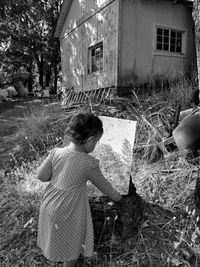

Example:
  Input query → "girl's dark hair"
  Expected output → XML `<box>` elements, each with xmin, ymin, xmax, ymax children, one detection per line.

<box><xmin>65</xmin><ymin>113</ymin><xmax>103</xmax><ymax>144</ymax></box>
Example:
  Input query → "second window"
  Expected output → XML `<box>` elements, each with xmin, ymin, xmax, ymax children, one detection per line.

<box><xmin>156</xmin><ymin>27</ymin><xmax>183</xmax><ymax>53</ymax></box>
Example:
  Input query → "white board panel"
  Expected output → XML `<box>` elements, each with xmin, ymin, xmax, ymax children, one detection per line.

<box><xmin>89</xmin><ymin>116</ymin><xmax>137</xmax><ymax>196</ymax></box>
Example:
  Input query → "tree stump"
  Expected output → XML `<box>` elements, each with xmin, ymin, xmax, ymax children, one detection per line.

<box><xmin>90</xmin><ymin>176</ymin><xmax>144</xmax><ymax>252</ymax></box>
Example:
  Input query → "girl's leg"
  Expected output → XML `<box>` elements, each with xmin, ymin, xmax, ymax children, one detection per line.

<box><xmin>63</xmin><ymin>259</ymin><xmax>77</xmax><ymax>267</ymax></box>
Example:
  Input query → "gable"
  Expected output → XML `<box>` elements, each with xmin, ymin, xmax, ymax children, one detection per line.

<box><xmin>54</xmin><ymin>0</ymin><xmax>115</xmax><ymax>38</ymax></box>
<box><xmin>54</xmin><ymin>0</ymin><xmax>193</xmax><ymax>38</ymax></box>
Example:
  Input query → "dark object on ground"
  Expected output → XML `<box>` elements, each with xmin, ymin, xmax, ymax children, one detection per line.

<box><xmin>119</xmin><ymin>176</ymin><xmax>144</xmax><ymax>240</ymax></box>
<box><xmin>173</xmin><ymin>113</ymin><xmax>200</xmax><ymax>154</ymax></box>
<box><xmin>190</xmin><ymin>88</ymin><xmax>200</xmax><ymax>106</ymax></box>
<box><xmin>90</xmin><ymin>176</ymin><xmax>144</xmax><ymax>248</ymax></box>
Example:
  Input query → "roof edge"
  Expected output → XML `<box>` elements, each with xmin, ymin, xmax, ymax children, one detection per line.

<box><xmin>54</xmin><ymin>0</ymin><xmax>73</xmax><ymax>38</ymax></box>
<box><xmin>54</xmin><ymin>0</ymin><xmax>193</xmax><ymax>38</ymax></box>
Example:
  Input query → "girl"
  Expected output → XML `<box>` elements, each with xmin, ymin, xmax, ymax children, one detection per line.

<box><xmin>37</xmin><ymin>113</ymin><xmax>122</xmax><ymax>267</ymax></box>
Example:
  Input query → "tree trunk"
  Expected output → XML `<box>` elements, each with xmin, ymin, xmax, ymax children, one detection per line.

<box><xmin>34</xmin><ymin>52</ymin><xmax>44</xmax><ymax>89</ymax></box>
<box><xmin>193</xmin><ymin>0</ymin><xmax>200</xmax><ymax>101</ymax></box>
<box><xmin>52</xmin><ymin>39</ymin><xmax>60</xmax><ymax>95</ymax></box>
<box><xmin>53</xmin><ymin>61</ymin><xmax>58</xmax><ymax>94</ymax></box>
<box><xmin>38</xmin><ymin>54</ymin><xmax>44</xmax><ymax>89</ymax></box>
<box><xmin>26</xmin><ymin>60</ymin><xmax>33</xmax><ymax>92</ymax></box>
<box><xmin>45</xmin><ymin>62</ymin><xmax>53</xmax><ymax>88</ymax></box>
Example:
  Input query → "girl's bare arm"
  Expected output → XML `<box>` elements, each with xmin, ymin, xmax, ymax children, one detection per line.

<box><xmin>36</xmin><ymin>149</ymin><xmax>55</xmax><ymax>182</ymax></box>
<box><xmin>88</xmin><ymin>164</ymin><xmax>121</xmax><ymax>202</ymax></box>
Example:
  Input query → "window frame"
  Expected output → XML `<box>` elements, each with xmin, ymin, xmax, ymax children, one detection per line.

<box><xmin>87</xmin><ymin>40</ymin><xmax>104</xmax><ymax>75</ymax></box>
<box><xmin>154</xmin><ymin>25</ymin><xmax>187</xmax><ymax>56</ymax></box>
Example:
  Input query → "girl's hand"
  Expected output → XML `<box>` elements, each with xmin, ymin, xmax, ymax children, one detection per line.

<box><xmin>116</xmin><ymin>194</ymin><xmax>122</xmax><ymax>202</ymax></box>
<box><xmin>108</xmin><ymin>201</ymin><xmax>115</xmax><ymax>206</ymax></box>
<box><xmin>113</xmin><ymin>193</ymin><xmax>122</xmax><ymax>202</ymax></box>
<box><xmin>108</xmin><ymin>194</ymin><xmax>122</xmax><ymax>205</ymax></box>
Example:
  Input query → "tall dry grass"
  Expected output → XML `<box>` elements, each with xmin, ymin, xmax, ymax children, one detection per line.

<box><xmin>1</xmin><ymin>74</ymin><xmax>200</xmax><ymax>266</ymax></box>
<box><xmin>15</xmin><ymin>102</ymin><xmax>73</xmax><ymax>163</ymax></box>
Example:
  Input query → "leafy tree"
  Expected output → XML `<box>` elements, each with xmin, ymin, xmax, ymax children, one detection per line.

<box><xmin>0</xmin><ymin>0</ymin><xmax>62</xmax><ymax>92</ymax></box>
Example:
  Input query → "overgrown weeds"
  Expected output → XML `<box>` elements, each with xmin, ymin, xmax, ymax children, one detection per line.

<box><xmin>1</xmin><ymin>78</ymin><xmax>200</xmax><ymax>266</ymax></box>
<box><xmin>16</xmin><ymin>102</ymin><xmax>71</xmax><ymax>162</ymax></box>
<box><xmin>0</xmin><ymin>163</ymin><xmax>47</xmax><ymax>266</ymax></box>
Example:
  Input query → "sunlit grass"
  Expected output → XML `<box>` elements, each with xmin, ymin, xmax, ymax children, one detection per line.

<box><xmin>1</xmin><ymin>76</ymin><xmax>200</xmax><ymax>266</ymax></box>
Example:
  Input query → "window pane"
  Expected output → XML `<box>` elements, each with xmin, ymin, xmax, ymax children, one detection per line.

<box><xmin>170</xmin><ymin>45</ymin><xmax>175</xmax><ymax>52</ymax></box>
<box><xmin>171</xmin><ymin>37</ymin><xmax>176</xmax><ymax>43</ymax></box>
<box><xmin>157</xmin><ymin>36</ymin><xmax>163</xmax><ymax>43</ymax></box>
<box><xmin>92</xmin><ymin>63</ymin><xmax>98</xmax><ymax>72</ymax></box>
<box><xmin>91</xmin><ymin>48</ymin><xmax>95</xmax><ymax>56</ymax></box>
<box><xmin>163</xmin><ymin>43</ymin><xmax>169</xmax><ymax>51</ymax></box>
<box><xmin>88</xmin><ymin>41</ymin><xmax>103</xmax><ymax>73</ymax></box>
<box><xmin>157</xmin><ymin>28</ymin><xmax>163</xmax><ymax>35</ymax></box>
<box><xmin>164</xmin><ymin>29</ymin><xmax>169</xmax><ymax>37</ymax></box>
<box><xmin>176</xmin><ymin>39</ymin><xmax>182</xmax><ymax>52</ymax></box>
<box><xmin>157</xmin><ymin>43</ymin><xmax>162</xmax><ymax>50</ymax></box>
<box><xmin>164</xmin><ymin>36</ymin><xmax>169</xmax><ymax>44</ymax></box>
<box><xmin>171</xmin><ymin>31</ymin><xmax>175</xmax><ymax>39</ymax></box>
<box><xmin>177</xmin><ymin>32</ymin><xmax>182</xmax><ymax>39</ymax></box>
<box><xmin>96</xmin><ymin>47</ymin><xmax>101</xmax><ymax>55</ymax></box>
<box><xmin>91</xmin><ymin>56</ymin><xmax>95</xmax><ymax>67</ymax></box>
<box><xmin>99</xmin><ymin>59</ymin><xmax>103</xmax><ymax>71</ymax></box>
<box><xmin>171</xmin><ymin>37</ymin><xmax>176</xmax><ymax>46</ymax></box>
<box><xmin>157</xmin><ymin>28</ymin><xmax>163</xmax><ymax>50</ymax></box>
<box><xmin>170</xmin><ymin>31</ymin><xmax>176</xmax><ymax>52</ymax></box>
<box><xmin>96</xmin><ymin>59</ymin><xmax>103</xmax><ymax>71</ymax></box>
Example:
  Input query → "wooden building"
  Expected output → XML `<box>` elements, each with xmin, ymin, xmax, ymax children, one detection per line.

<box><xmin>55</xmin><ymin>0</ymin><xmax>194</xmax><ymax>97</ymax></box>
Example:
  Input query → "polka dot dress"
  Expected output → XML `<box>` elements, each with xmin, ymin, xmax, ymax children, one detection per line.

<box><xmin>37</xmin><ymin>147</ymin><xmax>120</xmax><ymax>262</ymax></box>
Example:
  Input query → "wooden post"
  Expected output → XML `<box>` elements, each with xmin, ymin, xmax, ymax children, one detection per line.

<box><xmin>193</xmin><ymin>0</ymin><xmax>200</xmax><ymax>102</ymax></box>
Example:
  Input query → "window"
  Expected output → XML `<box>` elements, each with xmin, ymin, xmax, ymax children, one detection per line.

<box><xmin>156</xmin><ymin>27</ymin><xmax>183</xmax><ymax>53</ymax></box>
<box><xmin>88</xmin><ymin>41</ymin><xmax>103</xmax><ymax>74</ymax></box>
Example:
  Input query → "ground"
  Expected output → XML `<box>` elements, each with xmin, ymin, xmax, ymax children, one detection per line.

<box><xmin>1</xmin><ymin>96</ymin><xmax>200</xmax><ymax>266</ymax></box>
<box><xmin>0</xmin><ymin>97</ymin><xmax>55</xmax><ymax>169</ymax></box>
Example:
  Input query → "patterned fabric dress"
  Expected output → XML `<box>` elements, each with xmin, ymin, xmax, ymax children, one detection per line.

<box><xmin>37</xmin><ymin>147</ymin><xmax>120</xmax><ymax>262</ymax></box>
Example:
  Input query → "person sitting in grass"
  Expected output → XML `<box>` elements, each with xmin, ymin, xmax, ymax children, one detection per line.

<box><xmin>36</xmin><ymin>113</ymin><xmax>122</xmax><ymax>267</ymax></box>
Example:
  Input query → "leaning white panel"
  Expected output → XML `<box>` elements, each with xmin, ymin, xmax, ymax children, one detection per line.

<box><xmin>88</xmin><ymin>116</ymin><xmax>137</xmax><ymax>196</ymax></box>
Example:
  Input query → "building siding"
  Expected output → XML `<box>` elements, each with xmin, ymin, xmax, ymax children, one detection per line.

<box><xmin>60</xmin><ymin>0</ymin><xmax>194</xmax><ymax>93</ymax></box>
<box><xmin>118</xmin><ymin>0</ymin><xmax>194</xmax><ymax>88</ymax></box>
<box><xmin>60</xmin><ymin>0</ymin><xmax>119</xmax><ymax>92</ymax></box>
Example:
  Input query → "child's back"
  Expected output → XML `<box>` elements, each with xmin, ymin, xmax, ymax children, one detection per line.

<box><xmin>37</xmin><ymin>147</ymin><xmax>120</xmax><ymax>262</ymax></box>
<box><xmin>37</xmin><ymin>113</ymin><xmax>121</xmax><ymax>267</ymax></box>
